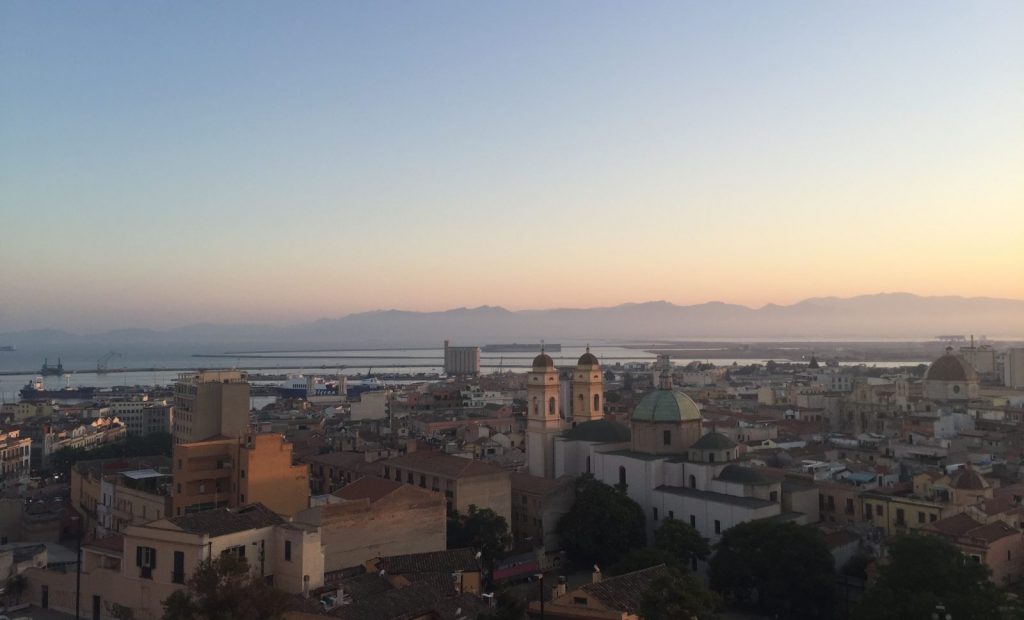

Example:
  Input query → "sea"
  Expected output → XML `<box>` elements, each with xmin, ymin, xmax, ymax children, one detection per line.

<box><xmin>0</xmin><ymin>342</ymin><xmax>929</xmax><ymax>404</ymax></box>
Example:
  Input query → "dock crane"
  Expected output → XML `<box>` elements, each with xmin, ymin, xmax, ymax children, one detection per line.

<box><xmin>97</xmin><ymin>351</ymin><xmax>122</xmax><ymax>374</ymax></box>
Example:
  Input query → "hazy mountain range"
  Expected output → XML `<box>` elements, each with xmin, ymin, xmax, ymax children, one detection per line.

<box><xmin>2</xmin><ymin>293</ymin><xmax>1023</xmax><ymax>349</ymax></box>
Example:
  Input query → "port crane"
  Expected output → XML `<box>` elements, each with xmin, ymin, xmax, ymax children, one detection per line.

<box><xmin>97</xmin><ymin>351</ymin><xmax>122</xmax><ymax>374</ymax></box>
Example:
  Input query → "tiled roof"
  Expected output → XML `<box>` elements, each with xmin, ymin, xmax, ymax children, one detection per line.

<box><xmin>306</xmin><ymin>452</ymin><xmax>367</xmax><ymax>467</ymax></box>
<box><xmin>578</xmin><ymin>564</ymin><xmax>670</xmax><ymax>613</ymax></box>
<box><xmin>333</xmin><ymin>477</ymin><xmax>404</xmax><ymax>503</ymax></box>
<box><xmin>378</xmin><ymin>548</ymin><xmax>481</xmax><ymax>575</ymax></box>
<box><xmin>510</xmin><ymin>472</ymin><xmax>571</xmax><ymax>497</ymax></box>
<box><xmin>965</xmin><ymin>521</ymin><xmax>1019</xmax><ymax>544</ymax></box>
<box><xmin>169</xmin><ymin>503</ymin><xmax>284</xmax><ymax>537</ymax></box>
<box><xmin>334</xmin><ymin>581</ymin><xmax>443</xmax><ymax>620</ymax></box>
<box><xmin>85</xmin><ymin>535</ymin><xmax>124</xmax><ymax>555</ymax></box>
<box><xmin>717</xmin><ymin>464</ymin><xmax>779</xmax><ymax>486</ymax></box>
<box><xmin>928</xmin><ymin>513</ymin><xmax>983</xmax><ymax>537</ymax></box>
<box><xmin>384</xmin><ymin>451</ymin><xmax>507</xmax><ymax>479</ymax></box>
<box><xmin>654</xmin><ymin>485</ymin><xmax>774</xmax><ymax>509</ymax></box>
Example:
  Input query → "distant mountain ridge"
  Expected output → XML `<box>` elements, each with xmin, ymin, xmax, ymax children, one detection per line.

<box><xmin>2</xmin><ymin>293</ymin><xmax>1023</xmax><ymax>348</ymax></box>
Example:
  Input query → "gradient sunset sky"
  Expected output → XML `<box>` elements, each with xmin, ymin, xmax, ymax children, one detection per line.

<box><xmin>2</xmin><ymin>1</ymin><xmax>1022</xmax><ymax>332</ymax></box>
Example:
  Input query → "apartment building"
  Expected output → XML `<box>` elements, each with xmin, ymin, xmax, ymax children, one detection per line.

<box><xmin>71</xmin><ymin>457</ymin><xmax>173</xmax><ymax>537</ymax></box>
<box><xmin>25</xmin><ymin>503</ymin><xmax>324</xmax><ymax>620</ymax></box>
<box><xmin>172</xmin><ymin>433</ymin><xmax>309</xmax><ymax>517</ymax></box>
<box><xmin>172</xmin><ymin>370</ymin><xmax>250</xmax><ymax>444</ymax></box>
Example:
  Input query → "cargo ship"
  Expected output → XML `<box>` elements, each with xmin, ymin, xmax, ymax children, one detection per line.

<box><xmin>20</xmin><ymin>377</ymin><xmax>97</xmax><ymax>402</ymax></box>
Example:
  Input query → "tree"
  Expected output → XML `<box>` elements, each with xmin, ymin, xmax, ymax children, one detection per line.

<box><xmin>709</xmin><ymin>520</ymin><xmax>836</xmax><ymax>620</ymax></box>
<box><xmin>653</xmin><ymin>518</ymin><xmax>710</xmax><ymax>568</ymax></box>
<box><xmin>639</xmin><ymin>567</ymin><xmax>721</xmax><ymax>620</ymax></box>
<box><xmin>556</xmin><ymin>475</ymin><xmax>645</xmax><ymax>568</ymax></box>
<box><xmin>853</xmin><ymin>534</ymin><xmax>1004</xmax><ymax>620</ymax></box>
<box><xmin>610</xmin><ymin>518</ymin><xmax>709</xmax><ymax>576</ymax></box>
<box><xmin>161</xmin><ymin>555</ymin><xmax>290</xmax><ymax>620</ymax></box>
<box><xmin>447</xmin><ymin>505</ymin><xmax>511</xmax><ymax>571</ymax></box>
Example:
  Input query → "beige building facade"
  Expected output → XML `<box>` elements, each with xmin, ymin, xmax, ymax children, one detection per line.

<box><xmin>172</xmin><ymin>370</ymin><xmax>250</xmax><ymax>444</ymax></box>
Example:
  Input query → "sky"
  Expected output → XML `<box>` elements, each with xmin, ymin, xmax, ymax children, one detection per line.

<box><xmin>1</xmin><ymin>1</ymin><xmax>1022</xmax><ymax>332</ymax></box>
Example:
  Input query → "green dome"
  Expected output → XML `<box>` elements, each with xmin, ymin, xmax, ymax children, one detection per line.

<box><xmin>563</xmin><ymin>419</ymin><xmax>631</xmax><ymax>443</ymax></box>
<box><xmin>631</xmin><ymin>389</ymin><xmax>702</xmax><ymax>423</ymax></box>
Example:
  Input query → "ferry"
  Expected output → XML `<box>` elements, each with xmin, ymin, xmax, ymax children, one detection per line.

<box><xmin>273</xmin><ymin>375</ymin><xmax>341</xmax><ymax>399</ymax></box>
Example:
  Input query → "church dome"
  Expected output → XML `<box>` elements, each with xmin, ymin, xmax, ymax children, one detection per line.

<box><xmin>563</xmin><ymin>419</ymin><xmax>631</xmax><ymax>443</ymax></box>
<box><xmin>925</xmin><ymin>350</ymin><xmax>978</xmax><ymax>382</ymax></box>
<box><xmin>577</xmin><ymin>348</ymin><xmax>600</xmax><ymax>367</ymax></box>
<box><xmin>631</xmin><ymin>389</ymin><xmax>702</xmax><ymax>423</ymax></box>
<box><xmin>690</xmin><ymin>431</ymin><xmax>737</xmax><ymax>450</ymax></box>
<box><xmin>532</xmin><ymin>352</ymin><xmax>554</xmax><ymax>368</ymax></box>
<box><xmin>952</xmin><ymin>467</ymin><xmax>989</xmax><ymax>490</ymax></box>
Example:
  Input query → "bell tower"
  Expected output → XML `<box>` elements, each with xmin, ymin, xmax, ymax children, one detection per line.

<box><xmin>526</xmin><ymin>349</ymin><xmax>562</xmax><ymax>478</ymax></box>
<box><xmin>572</xmin><ymin>346</ymin><xmax>604</xmax><ymax>424</ymax></box>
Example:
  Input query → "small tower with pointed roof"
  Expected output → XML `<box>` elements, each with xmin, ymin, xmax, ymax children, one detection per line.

<box><xmin>571</xmin><ymin>346</ymin><xmax>605</xmax><ymax>425</ymax></box>
<box><xmin>526</xmin><ymin>345</ymin><xmax>564</xmax><ymax>478</ymax></box>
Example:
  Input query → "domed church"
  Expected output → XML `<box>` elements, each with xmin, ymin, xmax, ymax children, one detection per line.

<box><xmin>922</xmin><ymin>347</ymin><xmax>980</xmax><ymax>402</ymax></box>
<box><xmin>526</xmin><ymin>347</ymin><xmax>606</xmax><ymax>478</ymax></box>
<box><xmin>552</xmin><ymin>365</ymin><xmax>807</xmax><ymax>544</ymax></box>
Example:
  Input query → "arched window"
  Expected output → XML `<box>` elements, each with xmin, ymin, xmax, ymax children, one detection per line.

<box><xmin>548</xmin><ymin>397</ymin><xmax>557</xmax><ymax>415</ymax></box>
<box><xmin>689</xmin><ymin>474</ymin><xmax>696</xmax><ymax>489</ymax></box>
<box><xmin>593</xmin><ymin>394</ymin><xmax>600</xmax><ymax>411</ymax></box>
<box><xmin>618</xmin><ymin>466</ymin><xmax>626</xmax><ymax>487</ymax></box>
<box><xmin>586</xmin><ymin>456</ymin><xmax>591</xmax><ymax>474</ymax></box>
<box><xmin>532</xmin><ymin>397</ymin><xmax>539</xmax><ymax>417</ymax></box>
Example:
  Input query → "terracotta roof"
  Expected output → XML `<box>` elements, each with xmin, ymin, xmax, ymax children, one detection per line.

<box><xmin>577</xmin><ymin>350</ymin><xmax>600</xmax><ymax>367</ymax></box>
<box><xmin>333</xmin><ymin>477</ymin><xmax>404</xmax><ymax>503</ymax></box>
<box><xmin>928</xmin><ymin>513</ymin><xmax>983</xmax><ymax>537</ymax></box>
<box><xmin>951</xmin><ymin>467</ymin><xmax>989</xmax><ymax>490</ymax></box>
<box><xmin>378</xmin><ymin>548</ymin><xmax>481</xmax><ymax>575</ymax></box>
<box><xmin>305</xmin><ymin>452</ymin><xmax>367</xmax><ymax>467</ymax></box>
<box><xmin>510</xmin><ymin>472</ymin><xmax>571</xmax><ymax>497</ymax></box>
<box><xmin>85</xmin><ymin>535</ymin><xmax>124</xmax><ymax>555</ymax></box>
<box><xmin>384</xmin><ymin>451</ymin><xmax>507</xmax><ymax>479</ymax></box>
<box><xmin>169</xmin><ymin>503</ymin><xmax>284</xmax><ymax>537</ymax></box>
<box><xmin>578</xmin><ymin>564</ymin><xmax>670</xmax><ymax>613</ymax></box>
<box><xmin>965</xmin><ymin>521</ymin><xmax>1019</xmax><ymax>544</ymax></box>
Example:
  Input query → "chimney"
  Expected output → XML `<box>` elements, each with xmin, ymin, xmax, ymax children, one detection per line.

<box><xmin>592</xmin><ymin>565</ymin><xmax>602</xmax><ymax>583</ymax></box>
<box><xmin>553</xmin><ymin>575</ymin><xmax>567</xmax><ymax>597</ymax></box>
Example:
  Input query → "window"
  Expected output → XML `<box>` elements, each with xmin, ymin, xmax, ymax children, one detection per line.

<box><xmin>407</xmin><ymin>472</ymin><xmax>413</xmax><ymax>483</ymax></box>
<box><xmin>930</xmin><ymin>513</ymin><xmax>937</xmax><ymax>522</ymax></box>
<box><xmin>917</xmin><ymin>511</ymin><xmax>925</xmax><ymax>524</ymax></box>
<box><xmin>690</xmin><ymin>515</ymin><xmax>696</xmax><ymax>528</ymax></box>
<box><xmin>714</xmin><ymin>520</ymin><xmax>721</xmax><ymax>534</ymax></box>
<box><xmin>618</xmin><ymin>466</ymin><xmax>626</xmax><ymax>487</ymax></box>
<box><xmin>688</xmin><ymin>475</ymin><xmax>696</xmax><ymax>489</ymax></box>
<box><xmin>384</xmin><ymin>466</ymin><xmax>390</xmax><ymax>478</ymax></box>
<box><xmin>173</xmin><ymin>551</ymin><xmax>185</xmax><ymax>584</ymax></box>
<box><xmin>875</xmin><ymin>504</ymin><xmax>883</xmax><ymax>516</ymax></box>
<box><xmin>586</xmin><ymin>456</ymin><xmax>591</xmax><ymax>474</ymax></box>
<box><xmin>285</xmin><ymin>540</ymin><xmax>292</xmax><ymax>562</ymax></box>
<box><xmin>896</xmin><ymin>509</ymin><xmax>905</xmax><ymax>526</ymax></box>
<box><xmin>420</xmin><ymin>475</ymin><xmax>426</xmax><ymax>488</ymax></box>
<box><xmin>594</xmin><ymin>394</ymin><xmax>600</xmax><ymax>411</ymax></box>
<box><xmin>653</xmin><ymin>507</ymin><xmax>658</xmax><ymax>521</ymax></box>
<box><xmin>222</xmin><ymin>545</ymin><xmax>246</xmax><ymax>559</ymax></box>
<box><xmin>548</xmin><ymin>397</ymin><xmax>556</xmax><ymax>415</ymax></box>
<box><xmin>846</xmin><ymin>499</ymin><xmax>855</xmax><ymax>515</ymax></box>
<box><xmin>240</xmin><ymin>470</ymin><xmax>246</xmax><ymax>479</ymax></box>
<box><xmin>136</xmin><ymin>546</ymin><xmax>156</xmax><ymax>579</ymax></box>
<box><xmin>573</xmin><ymin>597</ymin><xmax>588</xmax><ymax>605</ymax></box>
<box><xmin>708</xmin><ymin>453</ymin><xmax>715</xmax><ymax>463</ymax></box>
<box><xmin>663</xmin><ymin>430</ymin><xmax>671</xmax><ymax>446</ymax></box>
